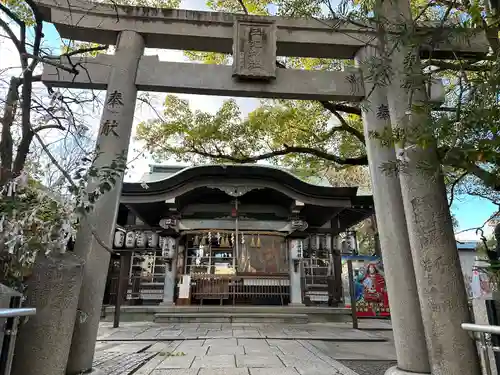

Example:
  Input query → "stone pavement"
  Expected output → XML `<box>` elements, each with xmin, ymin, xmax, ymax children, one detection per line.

<box><xmin>94</xmin><ymin>337</ymin><xmax>362</xmax><ymax>374</ymax></box>
<box><xmin>97</xmin><ymin>322</ymin><xmax>387</xmax><ymax>342</ymax></box>
<box><xmin>93</xmin><ymin>322</ymin><xmax>392</xmax><ymax>375</ymax></box>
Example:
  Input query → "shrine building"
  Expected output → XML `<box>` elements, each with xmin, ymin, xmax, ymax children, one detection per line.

<box><xmin>103</xmin><ymin>164</ymin><xmax>373</xmax><ymax>319</ymax></box>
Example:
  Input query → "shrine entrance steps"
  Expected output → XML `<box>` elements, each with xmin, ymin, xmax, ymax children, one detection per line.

<box><xmin>102</xmin><ymin>305</ymin><xmax>352</xmax><ymax>324</ymax></box>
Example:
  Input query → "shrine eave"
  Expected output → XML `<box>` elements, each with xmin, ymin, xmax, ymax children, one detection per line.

<box><xmin>121</xmin><ymin>165</ymin><xmax>358</xmax><ymax>208</ymax></box>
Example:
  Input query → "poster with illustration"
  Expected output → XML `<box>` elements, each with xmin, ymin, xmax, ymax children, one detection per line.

<box><xmin>342</xmin><ymin>256</ymin><xmax>390</xmax><ymax>318</ymax></box>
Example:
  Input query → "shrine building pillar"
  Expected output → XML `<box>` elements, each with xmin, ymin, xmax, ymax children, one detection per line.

<box><xmin>355</xmin><ymin>46</ymin><xmax>430</xmax><ymax>375</ymax></box>
<box><xmin>288</xmin><ymin>239</ymin><xmax>304</xmax><ymax>306</ymax></box>
<box><xmin>66</xmin><ymin>30</ymin><xmax>145</xmax><ymax>375</ymax></box>
<box><xmin>161</xmin><ymin>238</ymin><xmax>180</xmax><ymax>305</ymax></box>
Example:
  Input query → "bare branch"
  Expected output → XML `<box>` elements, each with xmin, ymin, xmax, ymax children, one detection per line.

<box><xmin>31</xmin><ymin>130</ymin><xmax>115</xmax><ymax>255</ymax></box>
<box><xmin>21</xmin><ymin>53</ymin><xmax>79</xmax><ymax>74</ymax></box>
<box><xmin>0</xmin><ymin>15</ymin><xmax>23</xmax><ymax>55</ymax></box>
<box><xmin>33</xmin><ymin>124</ymin><xmax>66</xmax><ymax>133</ymax></box>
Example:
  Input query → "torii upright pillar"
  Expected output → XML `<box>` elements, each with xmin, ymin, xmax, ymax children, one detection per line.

<box><xmin>380</xmin><ymin>0</ymin><xmax>481</xmax><ymax>373</ymax></box>
<box><xmin>356</xmin><ymin>46</ymin><xmax>430</xmax><ymax>375</ymax></box>
<box><xmin>66</xmin><ymin>30</ymin><xmax>145</xmax><ymax>375</ymax></box>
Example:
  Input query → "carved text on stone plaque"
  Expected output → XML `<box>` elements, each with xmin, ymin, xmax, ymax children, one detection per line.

<box><xmin>233</xmin><ymin>19</ymin><xmax>276</xmax><ymax>81</ymax></box>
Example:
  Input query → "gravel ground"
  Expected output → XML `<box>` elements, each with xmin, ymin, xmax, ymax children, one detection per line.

<box><xmin>338</xmin><ymin>360</ymin><xmax>397</xmax><ymax>375</ymax></box>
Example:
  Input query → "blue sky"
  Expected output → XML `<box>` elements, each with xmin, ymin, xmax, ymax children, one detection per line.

<box><xmin>452</xmin><ymin>195</ymin><xmax>497</xmax><ymax>235</ymax></box>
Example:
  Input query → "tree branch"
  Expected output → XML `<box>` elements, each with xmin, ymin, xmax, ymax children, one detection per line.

<box><xmin>189</xmin><ymin>145</ymin><xmax>368</xmax><ymax>166</ymax></box>
<box><xmin>321</xmin><ymin>102</ymin><xmax>365</xmax><ymax>144</ymax></box>
<box><xmin>448</xmin><ymin>171</ymin><xmax>468</xmax><ymax>208</ymax></box>
<box><xmin>60</xmin><ymin>44</ymin><xmax>109</xmax><ymax>58</ymax></box>
<box><xmin>0</xmin><ymin>15</ymin><xmax>23</xmax><ymax>55</ymax></box>
<box><xmin>33</xmin><ymin>124</ymin><xmax>66</xmax><ymax>133</ymax></box>
<box><xmin>323</xmin><ymin>103</ymin><xmax>362</xmax><ymax>115</ymax></box>
<box><xmin>22</xmin><ymin>53</ymin><xmax>79</xmax><ymax>74</ymax></box>
<box><xmin>275</xmin><ymin>55</ymin><xmax>366</xmax><ymax>145</ymax></box>
<box><xmin>441</xmin><ymin>148</ymin><xmax>500</xmax><ymax>192</ymax></box>
<box><xmin>0</xmin><ymin>77</ymin><xmax>21</xmax><ymax>184</ymax></box>
<box><xmin>0</xmin><ymin>3</ymin><xmax>24</xmax><ymax>28</ymax></box>
<box><xmin>31</xmin><ymin>130</ymin><xmax>114</xmax><ymax>255</ymax></box>
<box><xmin>237</xmin><ymin>0</ymin><xmax>249</xmax><ymax>14</ymax></box>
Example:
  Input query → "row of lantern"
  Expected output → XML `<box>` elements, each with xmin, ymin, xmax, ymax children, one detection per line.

<box><xmin>113</xmin><ymin>230</ymin><xmax>176</xmax><ymax>255</ymax></box>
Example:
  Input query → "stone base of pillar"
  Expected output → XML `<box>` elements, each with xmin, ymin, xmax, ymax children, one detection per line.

<box><xmin>11</xmin><ymin>252</ymin><xmax>84</xmax><ymax>375</ymax></box>
<box><xmin>287</xmin><ymin>303</ymin><xmax>305</xmax><ymax>307</ymax></box>
<box><xmin>83</xmin><ymin>368</ymin><xmax>105</xmax><ymax>375</ymax></box>
<box><xmin>385</xmin><ymin>366</ymin><xmax>430</xmax><ymax>375</ymax></box>
<box><xmin>159</xmin><ymin>301</ymin><xmax>175</xmax><ymax>306</ymax></box>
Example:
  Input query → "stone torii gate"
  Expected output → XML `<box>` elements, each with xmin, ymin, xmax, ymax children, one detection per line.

<box><xmin>35</xmin><ymin>0</ymin><xmax>487</xmax><ymax>374</ymax></box>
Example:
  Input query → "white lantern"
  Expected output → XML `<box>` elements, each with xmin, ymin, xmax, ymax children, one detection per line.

<box><xmin>136</xmin><ymin>231</ymin><xmax>147</xmax><ymax>248</ymax></box>
<box><xmin>325</xmin><ymin>235</ymin><xmax>331</xmax><ymax>251</ymax></box>
<box><xmin>113</xmin><ymin>230</ymin><xmax>125</xmax><ymax>248</ymax></box>
<box><xmin>289</xmin><ymin>239</ymin><xmax>303</xmax><ymax>259</ymax></box>
<box><xmin>125</xmin><ymin>231</ymin><xmax>135</xmax><ymax>248</ymax></box>
<box><xmin>159</xmin><ymin>236</ymin><xmax>166</xmax><ymax>250</ymax></box>
<box><xmin>162</xmin><ymin>237</ymin><xmax>176</xmax><ymax>258</ymax></box>
<box><xmin>147</xmin><ymin>232</ymin><xmax>159</xmax><ymax>248</ymax></box>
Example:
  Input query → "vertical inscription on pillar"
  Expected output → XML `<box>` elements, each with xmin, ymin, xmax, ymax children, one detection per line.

<box><xmin>232</xmin><ymin>19</ymin><xmax>276</xmax><ymax>81</ymax></box>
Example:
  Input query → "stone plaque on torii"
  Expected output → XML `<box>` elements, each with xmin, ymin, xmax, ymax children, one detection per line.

<box><xmin>232</xmin><ymin>19</ymin><xmax>276</xmax><ymax>81</ymax></box>
<box><xmin>32</xmin><ymin>1</ymin><xmax>489</xmax><ymax>374</ymax></box>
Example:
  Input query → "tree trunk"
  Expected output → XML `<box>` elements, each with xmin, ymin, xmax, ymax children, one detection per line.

<box><xmin>0</xmin><ymin>77</ymin><xmax>20</xmax><ymax>185</ymax></box>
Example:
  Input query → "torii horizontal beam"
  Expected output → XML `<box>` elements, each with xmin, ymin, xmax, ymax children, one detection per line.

<box><xmin>42</xmin><ymin>55</ymin><xmax>366</xmax><ymax>101</ymax></box>
<box><xmin>36</xmin><ymin>0</ymin><xmax>488</xmax><ymax>59</ymax></box>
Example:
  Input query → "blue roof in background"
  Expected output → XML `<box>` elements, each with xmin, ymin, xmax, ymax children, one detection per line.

<box><xmin>456</xmin><ymin>241</ymin><xmax>479</xmax><ymax>250</ymax></box>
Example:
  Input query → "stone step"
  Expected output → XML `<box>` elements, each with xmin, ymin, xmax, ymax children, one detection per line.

<box><xmin>153</xmin><ymin>312</ymin><xmax>309</xmax><ymax>324</ymax></box>
<box><xmin>106</xmin><ymin>305</ymin><xmax>350</xmax><ymax>315</ymax></box>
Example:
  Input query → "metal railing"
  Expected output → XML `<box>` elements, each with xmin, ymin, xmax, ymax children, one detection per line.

<box><xmin>0</xmin><ymin>308</ymin><xmax>36</xmax><ymax>319</ymax></box>
<box><xmin>1</xmin><ymin>307</ymin><xmax>37</xmax><ymax>375</ymax></box>
<box><xmin>462</xmin><ymin>323</ymin><xmax>500</xmax><ymax>375</ymax></box>
<box><xmin>301</xmin><ymin>258</ymin><xmax>332</xmax><ymax>306</ymax></box>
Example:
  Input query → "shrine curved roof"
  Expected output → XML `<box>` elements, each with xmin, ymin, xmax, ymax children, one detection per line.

<box><xmin>121</xmin><ymin>164</ymin><xmax>358</xmax><ymax>207</ymax></box>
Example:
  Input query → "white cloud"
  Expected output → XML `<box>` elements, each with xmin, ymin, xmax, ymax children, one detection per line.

<box><xmin>455</xmin><ymin>225</ymin><xmax>494</xmax><ymax>242</ymax></box>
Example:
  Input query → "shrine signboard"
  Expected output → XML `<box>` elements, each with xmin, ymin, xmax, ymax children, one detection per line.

<box><xmin>232</xmin><ymin>19</ymin><xmax>276</xmax><ymax>81</ymax></box>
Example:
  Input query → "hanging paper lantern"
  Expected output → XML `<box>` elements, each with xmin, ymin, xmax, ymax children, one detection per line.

<box><xmin>125</xmin><ymin>231</ymin><xmax>135</xmax><ymax>248</ymax></box>
<box><xmin>147</xmin><ymin>232</ymin><xmax>159</xmax><ymax>248</ymax></box>
<box><xmin>162</xmin><ymin>237</ymin><xmax>172</xmax><ymax>258</ymax></box>
<box><xmin>113</xmin><ymin>230</ymin><xmax>125</xmax><ymax>248</ymax></box>
<box><xmin>159</xmin><ymin>236</ymin><xmax>166</xmax><ymax>250</ymax></box>
<box><xmin>256</xmin><ymin>234</ymin><xmax>261</xmax><ymax>248</ymax></box>
<box><xmin>136</xmin><ymin>231</ymin><xmax>147</xmax><ymax>248</ymax></box>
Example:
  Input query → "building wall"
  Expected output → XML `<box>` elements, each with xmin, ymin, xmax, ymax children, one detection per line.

<box><xmin>459</xmin><ymin>250</ymin><xmax>476</xmax><ymax>298</ymax></box>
